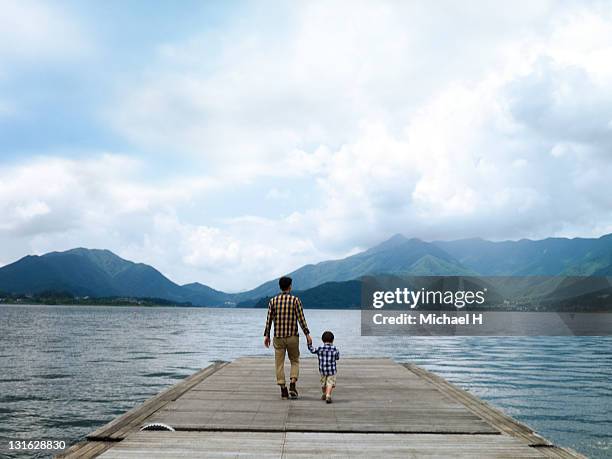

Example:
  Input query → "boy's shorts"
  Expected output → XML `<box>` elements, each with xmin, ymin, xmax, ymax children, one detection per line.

<box><xmin>320</xmin><ymin>374</ymin><xmax>336</xmax><ymax>388</ymax></box>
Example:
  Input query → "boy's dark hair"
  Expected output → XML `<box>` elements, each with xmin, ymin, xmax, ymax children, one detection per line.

<box><xmin>322</xmin><ymin>331</ymin><xmax>334</xmax><ymax>343</ymax></box>
<box><xmin>279</xmin><ymin>276</ymin><xmax>292</xmax><ymax>291</ymax></box>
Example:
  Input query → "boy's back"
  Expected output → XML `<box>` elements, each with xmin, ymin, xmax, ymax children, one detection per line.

<box><xmin>309</xmin><ymin>342</ymin><xmax>340</xmax><ymax>375</ymax></box>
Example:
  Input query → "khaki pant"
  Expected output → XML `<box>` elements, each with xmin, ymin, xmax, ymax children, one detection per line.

<box><xmin>273</xmin><ymin>335</ymin><xmax>300</xmax><ymax>385</ymax></box>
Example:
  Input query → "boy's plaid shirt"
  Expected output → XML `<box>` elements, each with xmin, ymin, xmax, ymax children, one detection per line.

<box><xmin>263</xmin><ymin>292</ymin><xmax>310</xmax><ymax>338</ymax></box>
<box><xmin>308</xmin><ymin>342</ymin><xmax>340</xmax><ymax>376</ymax></box>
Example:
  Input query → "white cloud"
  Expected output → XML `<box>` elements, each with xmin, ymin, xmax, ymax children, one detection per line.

<box><xmin>15</xmin><ymin>200</ymin><xmax>50</xmax><ymax>220</ymax></box>
<box><xmin>0</xmin><ymin>154</ymin><xmax>330</xmax><ymax>290</ymax></box>
<box><xmin>3</xmin><ymin>1</ymin><xmax>612</xmax><ymax>291</ymax></box>
<box><xmin>0</xmin><ymin>0</ymin><xmax>87</xmax><ymax>61</ymax></box>
<box><xmin>300</xmin><ymin>57</ymin><xmax>612</xmax><ymax>248</ymax></box>
<box><xmin>0</xmin><ymin>0</ymin><xmax>91</xmax><ymax>121</ymax></box>
<box><xmin>0</xmin><ymin>154</ymin><xmax>194</xmax><ymax>252</ymax></box>
<box><xmin>265</xmin><ymin>188</ymin><xmax>290</xmax><ymax>200</ymax></box>
<box><xmin>110</xmin><ymin>1</ymin><xmax>556</xmax><ymax>166</ymax></box>
<box><xmin>133</xmin><ymin>212</ymin><xmax>325</xmax><ymax>291</ymax></box>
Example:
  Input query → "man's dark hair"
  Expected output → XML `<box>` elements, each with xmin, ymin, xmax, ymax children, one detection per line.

<box><xmin>322</xmin><ymin>331</ymin><xmax>334</xmax><ymax>343</ymax></box>
<box><xmin>279</xmin><ymin>276</ymin><xmax>292</xmax><ymax>291</ymax></box>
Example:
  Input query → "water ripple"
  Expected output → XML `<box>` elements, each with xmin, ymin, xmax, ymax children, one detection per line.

<box><xmin>0</xmin><ymin>305</ymin><xmax>610</xmax><ymax>459</ymax></box>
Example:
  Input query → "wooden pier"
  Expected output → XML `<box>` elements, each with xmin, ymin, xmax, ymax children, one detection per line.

<box><xmin>57</xmin><ymin>357</ymin><xmax>585</xmax><ymax>458</ymax></box>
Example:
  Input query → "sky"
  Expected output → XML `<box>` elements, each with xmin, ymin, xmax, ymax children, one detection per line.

<box><xmin>1</xmin><ymin>0</ymin><xmax>612</xmax><ymax>291</ymax></box>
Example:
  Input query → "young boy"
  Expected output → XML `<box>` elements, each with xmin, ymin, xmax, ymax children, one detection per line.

<box><xmin>308</xmin><ymin>330</ymin><xmax>340</xmax><ymax>403</ymax></box>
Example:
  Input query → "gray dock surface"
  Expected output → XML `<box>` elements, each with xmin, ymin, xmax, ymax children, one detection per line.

<box><xmin>57</xmin><ymin>357</ymin><xmax>585</xmax><ymax>458</ymax></box>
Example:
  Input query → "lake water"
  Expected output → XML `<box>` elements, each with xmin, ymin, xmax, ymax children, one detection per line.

<box><xmin>1</xmin><ymin>305</ymin><xmax>611</xmax><ymax>458</ymax></box>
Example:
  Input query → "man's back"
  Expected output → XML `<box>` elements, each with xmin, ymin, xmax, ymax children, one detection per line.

<box><xmin>264</xmin><ymin>291</ymin><xmax>310</xmax><ymax>338</ymax></box>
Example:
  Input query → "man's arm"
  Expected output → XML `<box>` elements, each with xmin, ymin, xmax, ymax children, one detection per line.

<box><xmin>263</xmin><ymin>299</ymin><xmax>275</xmax><ymax>347</ymax></box>
<box><xmin>295</xmin><ymin>297</ymin><xmax>312</xmax><ymax>345</ymax></box>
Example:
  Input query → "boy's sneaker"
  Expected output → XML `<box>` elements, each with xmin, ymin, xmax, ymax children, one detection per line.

<box><xmin>289</xmin><ymin>382</ymin><xmax>298</xmax><ymax>399</ymax></box>
<box><xmin>326</xmin><ymin>395</ymin><xmax>332</xmax><ymax>404</ymax></box>
<box><xmin>321</xmin><ymin>393</ymin><xmax>326</xmax><ymax>400</ymax></box>
<box><xmin>280</xmin><ymin>386</ymin><xmax>289</xmax><ymax>399</ymax></box>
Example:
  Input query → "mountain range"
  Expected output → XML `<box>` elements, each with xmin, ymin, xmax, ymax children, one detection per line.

<box><xmin>0</xmin><ymin>248</ymin><xmax>230</xmax><ymax>306</ymax></box>
<box><xmin>1</xmin><ymin>233</ymin><xmax>612</xmax><ymax>307</ymax></box>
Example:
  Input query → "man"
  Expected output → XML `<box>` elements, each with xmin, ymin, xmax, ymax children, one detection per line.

<box><xmin>263</xmin><ymin>276</ymin><xmax>312</xmax><ymax>399</ymax></box>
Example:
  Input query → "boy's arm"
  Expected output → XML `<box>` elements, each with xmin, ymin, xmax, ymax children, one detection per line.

<box><xmin>335</xmin><ymin>348</ymin><xmax>340</xmax><ymax>360</ymax></box>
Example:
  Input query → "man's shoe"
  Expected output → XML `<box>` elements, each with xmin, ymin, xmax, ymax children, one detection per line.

<box><xmin>280</xmin><ymin>386</ymin><xmax>289</xmax><ymax>399</ymax></box>
<box><xmin>289</xmin><ymin>382</ymin><xmax>298</xmax><ymax>399</ymax></box>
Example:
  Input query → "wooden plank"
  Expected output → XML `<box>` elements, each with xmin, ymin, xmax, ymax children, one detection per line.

<box><xmin>55</xmin><ymin>440</ymin><xmax>114</xmax><ymax>459</ymax></box>
<box><xmin>58</xmin><ymin>357</ymin><xmax>585</xmax><ymax>458</ymax></box>
<box><xmin>145</xmin><ymin>357</ymin><xmax>497</xmax><ymax>434</ymax></box>
<box><xmin>402</xmin><ymin>363</ymin><xmax>555</xmax><ymax>447</ymax></box>
<box><xmin>97</xmin><ymin>431</ymin><xmax>550</xmax><ymax>459</ymax></box>
<box><xmin>87</xmin><ymin>361</ymin><xmax>228</xmax><ymax>440</ymax></box>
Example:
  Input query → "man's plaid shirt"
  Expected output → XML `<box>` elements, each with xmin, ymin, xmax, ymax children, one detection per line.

<box><xmin>263</xmin><ymin>292</ymin><xmax>310</xmax><ymax>338</ymax></box>
<box><xmin>308</xmin><ymin>342</ymin><xmax>340</xmax><ymax>376</ymax></box>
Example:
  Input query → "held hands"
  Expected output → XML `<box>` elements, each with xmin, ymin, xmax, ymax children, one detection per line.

<box><xmin>306</xmin><ymin>334</ymin><xmax>312</xmax><ymax>346</ymax></box>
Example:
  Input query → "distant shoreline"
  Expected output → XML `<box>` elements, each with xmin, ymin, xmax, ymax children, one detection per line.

<box><xmin>0</xmin><ymin>295</ymin><xmax>193</xmax><ymax>308</ymax></box>
<box><xmin>1</xmin><ymin>299</ymin><xmax>610</xmax><ymax>313</ymax></box>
